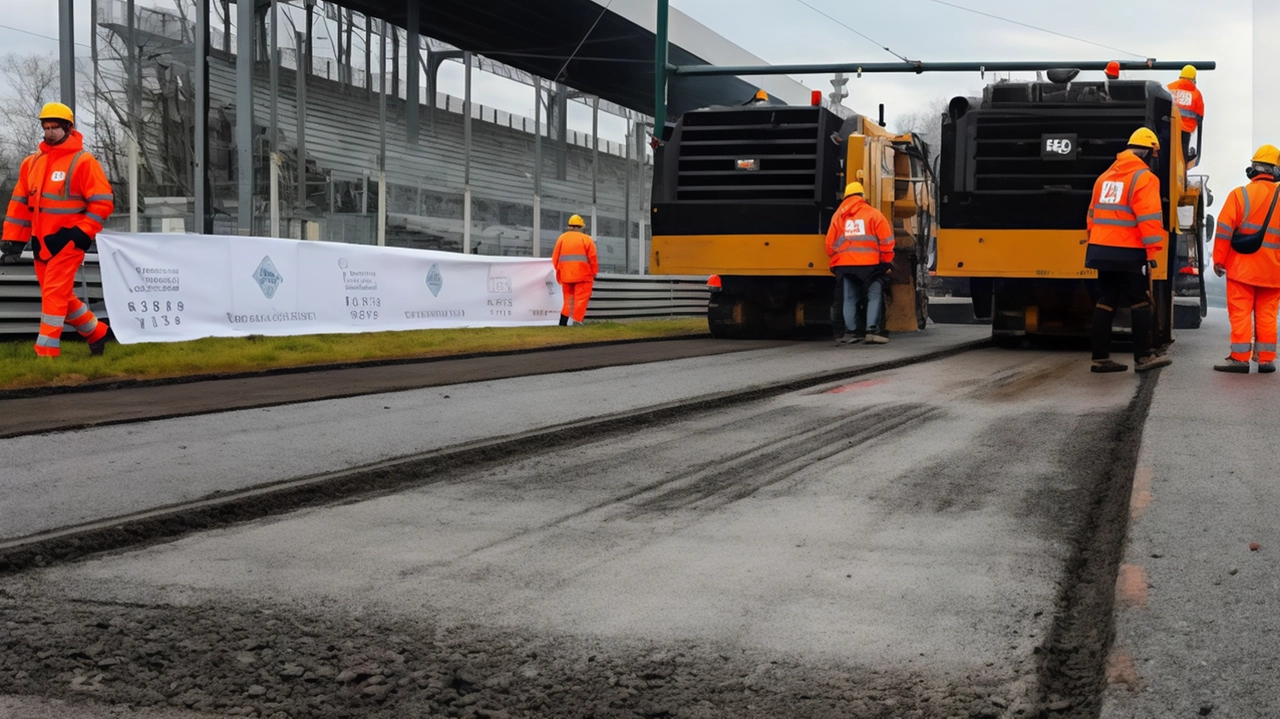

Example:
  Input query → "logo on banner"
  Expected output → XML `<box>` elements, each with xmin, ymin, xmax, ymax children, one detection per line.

<box><xmin>488</xmin><ymin>275</ymin><xmax>512</xmax><ymax>294</ymax></box>
<box><xmin>339</xmin><ymin>257</ymin><xmax>378</xmax><ymax>291</ymax></box>
<box><xmin>252</xmin><ymin>255</ymin><xmax>283</xmax><ymax>299</ymax></box>
<box><xmin>426</xmin><ymin>264</ymin><xmax>443</xmax><ymax>297</ymax></box>
<box><xmin>544</xmin><ymin>270</ymin><xmax>558</xmax><ymax>296</ymax></box>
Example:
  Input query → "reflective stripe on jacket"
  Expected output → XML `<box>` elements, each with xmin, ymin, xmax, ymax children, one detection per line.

<box><xmin>824</xmin><ymin>196</ymin><xmax>894</xmax><ymax>268</ymax></box>
<box><xmin>1167</xmin><ymin>79</ymin><xmax>1204</xmax><ymax>134</ymax></box>
<box><xmin>1213</xmin><ymin>179</ymin><xmax>1280</xmax><ymax>288</ymax></box>
<box><xmin>1086</xmin><ymin>151</ymin><xmax>1164</xmax><ymax>261</ymax></box>
<box><xmin>552</xmin><ymin>230</ymin><xmax>599</xmax><ymax>284</ymax></box>
<box><xmin>2</xmin><ymin>129</ymin><xmax>114</xmax><ymax>244</ymax></box>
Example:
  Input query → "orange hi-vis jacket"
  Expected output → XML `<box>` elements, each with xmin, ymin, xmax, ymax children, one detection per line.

<box><xmin>1213</xmin><ymin>178</ymin><xmax>1280</xmax><ymax>288</ymax></box>
<box><xmin>825</xmin><ymin>195</ymin><xmax>894</xmax><ymax>268</ymax></box>
<box><xmin>1167</xmin><ymin>78</ymin><xmax>1204</xmax><ymax>134</ymax></box>
<box><xmin>552</xmin><ymin>230</ymin><xmax>599</xmax><ymax>284</ymax></box>
<box><xmin>2</xmin><ymin>130</ymin><xmax>113</xmax><ymax>247</ymax></box>
<box><xmin>1086</xmin><ymin>151</ymin><xmax>1165</xmax><ymax>262</ymax></box>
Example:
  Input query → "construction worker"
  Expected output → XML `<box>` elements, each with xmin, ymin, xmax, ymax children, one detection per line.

<box><xmin>2</xmin><ymin>102</ymin><xmax>113</xmax><ymax>357</ymax></box>
<box><xmin>1209</xmin><ymin>144</ymin><xmax>1280</xmax><ymax>373</ymax></box>
<box><xmin>1167</xmin><ymin>65</ymin><xmax>1204</xmax><ymax>161</ymax></box>
<box><xmin>1084</xmin><ymin>127</ymin><xmax>1172</xmax><ymax>373</ymax></box>
<box><xmin>551</xmin><ymin>214</ymin><xmax>598</xmax><ymax>326</ymax></box>
<box><xmin>825</xmin><ymin>181</ymin><xmax>894</xmax><ymax>345</ymax></box>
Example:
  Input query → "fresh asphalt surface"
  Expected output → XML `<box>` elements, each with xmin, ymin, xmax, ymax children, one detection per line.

<box><xmin>0</xmin><ymin>313</ymin><xmax>1271</xmax><ymax>717</ymax></box>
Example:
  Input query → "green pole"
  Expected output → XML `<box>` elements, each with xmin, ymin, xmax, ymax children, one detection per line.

<box><xmin>654</xmin><ymin>0</ymin><xmax>669</xmax><ymax>140</ymax></box>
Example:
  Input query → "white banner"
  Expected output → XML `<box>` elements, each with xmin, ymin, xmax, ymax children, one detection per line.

<box><xmin>96</xmin><ymin>232</ymin><xmax>563</xmax><ymax>344</ymax></box>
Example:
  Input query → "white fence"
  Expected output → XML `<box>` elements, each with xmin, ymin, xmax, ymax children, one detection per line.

<box><xmin>0</xmin><ymin>254</ymin><xmax>708</xmax><ymax>337</ymax></box>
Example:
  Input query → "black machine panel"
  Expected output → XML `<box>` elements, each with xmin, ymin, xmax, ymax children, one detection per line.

<box><xmin>940</xmin><ymin>80</ymin><xmax>1174</xmax><ymax>230</ymax></box>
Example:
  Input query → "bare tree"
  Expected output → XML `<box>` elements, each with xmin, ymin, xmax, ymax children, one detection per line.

<box><xmin>0</xmin><ymin>53</ymin><xmax>61</xmax><ymax>168</ymax></box>
<box><xmin>892</xmin><ymin>96</ymin><xmax>950</xmax><ymax>163</ymax></box>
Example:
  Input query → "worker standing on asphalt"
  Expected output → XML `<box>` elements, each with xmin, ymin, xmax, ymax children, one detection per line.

<box><xmin>1084</xmin><ymin>127</ymin><xmax>1172</xmax><ymax>373</ymax></box>
<box><xmin>1210</xmin><ymin>145</ymin><xmax>1280</xmax><ymax>374</ymax></box>
<box><xmin>1167</xmin><ymin>65</ymin><xmax>1204</xmax><ymax>163</ymax></box>
<box><xmin>825</xmin><ymin>181</ymin><xmax>895</xmax><ymax>345</ymax></box>
<box><xmin>2</xmin><ymin>102</ymin><xmax>113</xmax><ymax>357</ymax></box>
<box><xmin>551</xmin><ymin>214</ymin><xmax>598</xmax><ymax>326</ymax></box>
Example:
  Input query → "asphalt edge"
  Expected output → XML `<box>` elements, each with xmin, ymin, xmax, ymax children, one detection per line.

<box><xmin>1024</xmin><ymin>369</ymin><xmax>1162</xmax><ymax>718</ymax></box>
<box><xmin>0</xmin><ymin>336</ymin><xmax>991</xmax><ymax>576</ymax></box>
<box><xmin>0</xmin><ymin>331</ymin><xmax>713</xmax><ymax>401</ymax></box>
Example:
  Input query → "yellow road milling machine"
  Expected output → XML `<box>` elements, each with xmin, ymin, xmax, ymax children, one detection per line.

<box><xmin>648</xmin><ymin>97</ymin><xmax>935</xmax><ymax>339</ymax></box>
<box><xmin>935</xmin><ymin>70</ymin><xmax>1210</xmax><ymax>346</ymax></box>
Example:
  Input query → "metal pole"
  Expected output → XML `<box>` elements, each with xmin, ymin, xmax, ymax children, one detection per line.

<box><xmin>654</xmin><ymin>0</ymin><xmax>668</xmax><ymax>141</ymax></box>
<box><xmin>463</xmin><ymin>50</ymin><xmax>472</xmax><ymax>254</ymax></box>
<box><xmin>270</xmin><ymin>153</ymin><xmax>280</xmax><ymax>237</ymax></box>
<box><xmin>129</xmin><ymin>132</ymin><xmax>139</xmax><ymax>232</ymax></box>
<box><xmin>624</xmin><ymin>120</ymin><xmax>632</xmax><ymax>273</ymax></box>
<box><xmin>378</xmin><ymin>21</ymin><xmax>387</xmax><ymax>247</ymax></box>
<box><xmin>59</xmin><ymin>0</ymin><xmax>75</xmax><ymax>112</ymax></box>
<box><xmin>638</xmin><ymin>125</ymin><xmax>647</xmax><ymax>274</ymax></box>
<box><xmin>269</xmin><ymin>0</ymin><xmax>278</xmax><ymax>153</ymax></box>
<box><xmin>591</xmin><ymin>96</ymin><xmax>598</xmax><ymax>254</ymax></box>
<box><xmin>670</xmin><ymin>59</ymin><xmax>1218</xmax><ymax>78</ymax></box>
<box><xmin>195</xmin><ymin>0</ymin><xmax>208</xmax><ymax>233</ymax></box>
<box><xmin>406</xmin><ymin>0</ymin><xmax>420</xmax><ymax>144</ymax></box>
<box><xmin>296</xmin><ymin>31</ymin><xmax>307</xmax><ymax>237</ymax></box>
<box><xmin>127</xmin><ymin>0</ymin><xmax>139</xmax><ymax>232</ymax></box>
<box><xmin>533</xmin><ymin>80</ymin><xmax>541</xmax><ymax>258</ymax></box>
<box><xmin>236</xmin><ymin>0</ymin><xmax>254</xmax><ymax>235</ymax></box>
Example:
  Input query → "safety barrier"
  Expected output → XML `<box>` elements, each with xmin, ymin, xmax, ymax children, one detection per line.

<box><xmin>0</xmin><ymin>253</ymin><xmax>709</xmax><ymax>337</ymax></box>
<box><xmin>0</xmin><ymin>251</ymin><xmax>105</xmax><ymax>338</ymax></box>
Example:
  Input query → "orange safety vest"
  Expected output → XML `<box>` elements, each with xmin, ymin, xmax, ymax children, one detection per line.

<box><xmin>552</xmin><ymin>230</ymin><xmax>599</xmax><ymax>284</ymax></box>
<box><xmin>824</xmin><ymin>195</ymin><xmax>894</xmax><ymax>268</ymax></box>
<box><xmin>1167</xmin><ymin>78</ymin><xmax>1204</xmax><ymax>134</ymax></box>
<box><xmin>2</xmin><ymin>130</ymin><xmax>114</xmax><ymax>246</ymax></box>
<box><xmin>1212</xmin><ymin>178</ymin><xmax>1280</xmax><ymax>288</ymax></box>
<box><xmin>1086</xmin><ymin>151</ymin><xmax>1164</xmax><ymax>261</ymax></box>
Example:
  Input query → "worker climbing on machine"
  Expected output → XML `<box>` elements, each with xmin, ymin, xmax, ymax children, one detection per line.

<box><xmin>1084</xmin><ymin>127</ymin><xmax>1172</xmax><ymax>373</ymax></box>
<box><xmin>825</xmin><ymin>181</ymin><xmax>895</xmax><ymax>345</ymax></box>
<box><xmin>1210</xmin><ymin>144</ymin><xmax>1280</xmax><ymax>373</ymax></box>
<box><xmin>551</xmin><ymin>214</ymin><xmax>598</xmax><ymax>326</ymax></box>
<box><xmin>2</xmin><ymin>102</ymin><xmax>113</xmax><ymax>357</ymax></box>
<box><xmin>1167</xmin><ymin>65</ymin><xmax>1204</xmax><ymax>163</ymax></box>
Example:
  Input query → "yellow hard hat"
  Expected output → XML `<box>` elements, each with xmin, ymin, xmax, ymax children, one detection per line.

<box><xmin>1127</xmin><ymin>127</ymin><xmax>1160</xmax><ymax>150</ymax></box>
<box><xmin>1180</xmin><ymin>65</ymin><xmax>1196</xmax><ymax>81</ymax></box>
<box><xmin>39</xmin><ymin>102</ymin><xmax>74</xmax><ymax>124</ymax></box>
<box><xmin>567</xmin><ymin>214</ymin><xmax>585</xmax><ymax>228</ymax></box>
<box><xmin>754</xmin><ymin>89</ymin><xmax>768</xmax><ymax>102</ymax></box>
<box><xmin>1253</xmin><ymin>144</ymin><xmax>1280</xmax><ymax>166</ymax></box>
<box><xmin>844</xmin><ymin>182</ymin><xmax>865</xmax><ymax>198</ymax></box>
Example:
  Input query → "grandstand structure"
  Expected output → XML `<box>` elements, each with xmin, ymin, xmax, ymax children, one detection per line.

<box><xmin>77</xmin><ymin>0</ymin><xmax>816</xmax><ymax>274</ymax></box>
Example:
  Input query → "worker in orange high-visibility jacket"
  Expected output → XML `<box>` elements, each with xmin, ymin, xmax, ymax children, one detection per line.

<box><xmin>2</xmin><ymin>102</ymin><xmax>113</xmax><ymax>357</ymax></box>
<box><xmin>1084</xmin><ymin>127</ymin><xmax>1172</xmax><ymax>373</ymax></box>
<box><xmin>1210</xmin><ymin>144</ymin><xmax>1280</xmax><ymax>374</ymax></box>
<box><xmin>1167</xmin><ymin>65</ymin><xmax>1204</xmax><ymax>162</ymax></box>
<box><xmin>551</xmin><ymin>214</ymin><xmax>599</xmax><ymax>326</ymax></box>
<box><xmin>825</xmin><ymin>181</ymin><xmax>895</xmax><ymax>345</ymax></box>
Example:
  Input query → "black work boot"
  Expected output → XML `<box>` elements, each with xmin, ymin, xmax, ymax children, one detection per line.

<box><xmin>89</xmin><ymin>337</ymin><xmax>107</xmax><ymax>356</ymax></box>
<box><xmin>559</xmin><ymin>313</ymin><xmax>569</xmax><ymax>326</ymax></box>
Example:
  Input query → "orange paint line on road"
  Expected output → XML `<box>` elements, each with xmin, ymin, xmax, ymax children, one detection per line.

<box><xmin>1130</xmin><ymin>463</ymin><xmax>1153</xmax><ymax>520</ymax></box>
<box><xmin>1116</xmin><ymin>564</ymin><xmax>1148</xmax><ymax>608</ymax></box>
<box><xmin>827</xmin><ymin>379</ymin><xmax>887</xmax><ymax>394</ymax></box>
<box><xmin>1106</xmin><ymin>650</ymin><xmax>1140</xmax><ymax>690</ymax></box>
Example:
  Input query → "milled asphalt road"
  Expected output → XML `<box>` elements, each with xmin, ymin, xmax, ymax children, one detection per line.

<box><xmin>1102</xmin><ymin>308</ymin><xmax>1280</xmax><ymax>717</ymax></box>
<box><xmin>0</xmin><ymin>325</ymin><xmax>985</xmax><ymax>543</ymax></box>
<box><xmin>3</xmin><ymin>342</ymin><xmax>1147</xmax><ymax>717</ymax></box>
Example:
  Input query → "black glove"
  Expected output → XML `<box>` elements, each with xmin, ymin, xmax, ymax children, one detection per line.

<box><xmin>0</xmin><ymin>240</ymin><xmax>25</xmax><ymax>256</ymax></box>
<box><xmin>1148</xmin><ymin>259</ymin><xmax>1157</xmax><ymax>268</ymax></box>
<box><xmin>878</xmin><ymin>262</ymin><xmax>893</xmax><ymax>275</ymax></box>
<box><xmin>39</xmin><ymin>226</ymin><xmax>92</xmax><ymax>259</ymax></box>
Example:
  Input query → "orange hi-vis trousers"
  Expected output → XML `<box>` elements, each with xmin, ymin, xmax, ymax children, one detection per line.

<box><xmin>34</xmin><ymin>245</ymin><xmax>108</xmax><ymax>356</ymax></box>
<box><xmin>1227</xmin><ymin>279</ymin><xmax>1280</xmax><ymax>363</ymax></box>
<box><xmin>561</xmin><ymin>280</ymin><xmax>593</xmax><ymax>323</ymax></box>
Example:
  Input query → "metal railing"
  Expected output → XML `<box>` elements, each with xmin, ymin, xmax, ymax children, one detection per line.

<box><xmin>0</xmin><ymin>254</ymin><xmax>708</xmax><ymax>337</ymax></box>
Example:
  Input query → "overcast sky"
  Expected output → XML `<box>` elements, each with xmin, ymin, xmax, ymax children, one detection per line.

<box><xmin>0</xmin><ymin>0</ymin><xmax>1260</xmax><ymax>217</ymax></box>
